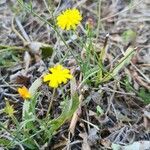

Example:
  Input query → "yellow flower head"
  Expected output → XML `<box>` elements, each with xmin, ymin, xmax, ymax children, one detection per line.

<box><xmin>4</xmin><ymin>101</ymin><xmax>15</xmax><ymax>117</ymax></box>
<box><xmin>57</xmin><ymin>8</ymin><xmax>82</xmax><ymax>30</ymax></box>
<box><xmin>18</xmin><ymin>86</ymin><xmax>31</xmax><ymax>100</ymax></box>
<box><xmin>43</xmin><ymin>64</ymin><xmax>73</xmax><ymax>88</ymax></box>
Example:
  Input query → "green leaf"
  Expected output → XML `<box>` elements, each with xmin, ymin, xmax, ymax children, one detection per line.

<box><xmin>0</xmin><ymin>51</ymin><xmax>21</xmax><ymax>68</ymax></box>
<box><xmin>41</xmin><ymin>45</ymin><xmax>53</xmax><ymax>59</ymax></box>
<box><xmin>96</xmin><ymin>105</ymin><xmax>104</xmax><ymax>116</ymax></box>
<box><xmin>123</xmin><ymin>78</ymin><xmax>150</xmax><ymax>104</ymax></box>
<box><xmin>50</xmin><ymin>92</ymin><xmax>79</xmax><ymax>128</ymax></box>
<box><xmin>22</xmin><ymin>78</ymin><xmax>42</xmax><ymax>119</ymax></box>
<box><xmin>122</xmin><ymin>29</ymin><xmax>137</xmax><ymax>44</ymax></box>
<box><xmin>0</xmin><ymin>138</ymin><xmax>14</xmax><ymax>147</ymax></box>
<box><xmin>22</xmin><ymin>78</ymin><xmax>42</xmax><ymax>132</ymax></box>
<box><xmin>138</xmin><ymin>88</ymin><xmax>150</xmax><ymax>104</ymax></box>
<box><xmin>22</xmin><ymin>94</ymin><xmax>39</xmax><ymax>131</ymax></box>
<box><xmin>45</xmin><ymin>92</ymin><xmax>79</xmax><ymax>141</ymax></box>
<box><xmin>103</xmin><ymin>47</ymin><xmax>135</xmax><ymax>82</ymax></box>
<box><xmin>21</xmin><ymin>139</ymin><xmax>38</xmax><ymax>150</ymax></box>
<box><xmin>29</xmin><ymin>77</ymin><xmax>42</xmax><ymax>96</ymax></box>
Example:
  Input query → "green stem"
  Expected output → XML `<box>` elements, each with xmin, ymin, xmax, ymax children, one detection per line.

<box><xmin>46</xmin><ymin>88</ymin><xmax>56</xmax><ymax>117</ymax></box>
<box><xmin>0</xmin><ymin>45</ymin><xmax>25</xmax><ymax>50</ymax></box>
<box><xmin>11</xmin><ymin>115</ymin><xmax>19</xmax><ymax>126</ymax></box>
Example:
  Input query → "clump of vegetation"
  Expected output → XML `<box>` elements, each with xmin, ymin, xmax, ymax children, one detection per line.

<box><xmin>0</xmin><ymin>0</ymin><xmax>149</xmax><ymax>149</ymax></box>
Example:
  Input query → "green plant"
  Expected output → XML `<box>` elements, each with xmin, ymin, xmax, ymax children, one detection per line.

<box><xmin>0</xmin><ymin>1</ymin><xmax>139</xmax><ymax>149</ymax></box>
<box><xmin>0</xmin><ymin>78</ymin><xmax>79</xmax><ymax>149</ymax></box>
<box><xmin>123</xmin><ymin>77</ymin><xmax>150</xmax><ymax>104</ymax></box>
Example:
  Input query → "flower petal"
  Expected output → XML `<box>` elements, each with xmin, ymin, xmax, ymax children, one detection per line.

<box><xmin>43</xmin><ymin>74</ymin><xmax>52</xmax><ymax>82</ymax></box>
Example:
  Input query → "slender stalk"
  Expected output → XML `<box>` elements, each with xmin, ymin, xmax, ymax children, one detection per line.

<box><xmin>96</xmin><ymin>0</ymin><xmax>103</xmax><ymax>43</ymax></box>
<box><xmin>0</xmin><ymin>45</ymin><xmax>25</xmax><ymax>50</ymax></box>
<box><xmin>43</xmin><ymin>0</ymin><xmax>52</xmax><ymax>16</ymax></box>
<box><xmin>17</xmin><ymin>0</ymin><xmax>80</xmax><ymax>64</ymax></box>
<box><xmin>46</xmin><ymin>88</ymin><xmax>56</xmax><ymax>117</ymax></box>
<box><xmin>11</xmin><ymin>115</ymin><xmax>19</xmax><ymax>126</ymax></box>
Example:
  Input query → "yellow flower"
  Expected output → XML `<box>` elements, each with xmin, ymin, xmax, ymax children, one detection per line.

<box><xmin>18</xmin><ymin>86</ymin><xmax>31</xmax><ymax>99</ymax></box>
<box><xmin>43</xmin><ymin>64</ymin><xmax>73</xmax><ymax>88</ymax></box>
<box><xmin>57</xmin><ymin>8</ymin><xmax>82</xmax><ymax>30</ymax></box>
<box><xmin>4</xmin><ymin>101</ymin><xmax>15</xmax><ymax>117</ymax></box>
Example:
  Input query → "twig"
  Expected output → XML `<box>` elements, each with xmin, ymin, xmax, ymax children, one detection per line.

<box><xmin>101</xmin><ymin>87</ymin><xmax>135</xmax><ymax>96</ymax></box>
<box><xmin>131</xmin><ymin>62</ymin><xmax>150</xmax><ymax>83</ymax></box>
<box><xmin>100</xmin><ymin>0</ymin><xmax>144</xmax><ymax>22</ymax></box>
<box><xmin>80</xmin><ymin>118</ymin><xmax>100</xmax><ymax>131</ymax></box>
<box><xmin>11</xmin><ymin>17</ymin><xmax>26</xmax><ymax>45</ymax></box>
<box><xmin>96</xmin><ymin>0</ymin><xmax>103</xmax><ymax>43</ymax></box>
<box><xmin>15</xmin><ymin>17</ymin><xmax>31</xmax><ymax>43</ymax></box>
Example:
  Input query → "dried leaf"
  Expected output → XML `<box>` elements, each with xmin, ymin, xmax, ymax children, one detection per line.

<box><xmin>112</xmin><ymin>141</ymin><xmax>150</xmax><ymax>150</ymax></box>
<box><xmin>24</xmin><ymin>51</ymin><xmax>31</xmax><ymax>73</ymax></box>
<box><xmin>69</xmin><ymin>94</ymin><xmax>83</xmax><ymax>135</ymax></box>
<box><xmin>79</xmin><ymin>132</ymin><xmax>91</xmax><ymax>150</ymax></box>
<box><xmin>28</xmin><ymin>42</ymin><xmax>53</xmax><ymax>59</ymax></box>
